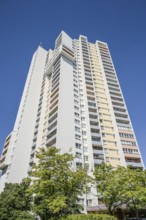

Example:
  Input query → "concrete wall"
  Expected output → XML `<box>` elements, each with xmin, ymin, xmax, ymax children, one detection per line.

<box><xmin>7</xmin><ymin>47</ymin><xmax>47</xmax><ymax>183</ymax></box>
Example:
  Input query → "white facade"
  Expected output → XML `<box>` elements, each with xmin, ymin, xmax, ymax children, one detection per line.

<box><xmin>0</xmin><ymin>31</ymin><xmax>144</xmax><ymax>209</ymax></box>
<box><xmin>0</xmin><ymin>46</ymin><xmax>47</xmax><ymax>188</ymax></box>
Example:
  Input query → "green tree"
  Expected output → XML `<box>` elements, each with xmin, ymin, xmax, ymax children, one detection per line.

<box><xmin>29</xmin><ymin>146</ymin><xmax>90</xmax><ymax>220</ymax></box>
<box><xmin>60</xmin><ymin>213</ymin><xmax>117</xmax><ymax>220</ymax></box>
<box><xmin>94</xmin><ymin>163</ymin><xmax>128</xmax><ymax>215</ymax></box>
<box><xmin>0</xmin><ymin>178</ymin><xmax>34</xmax><ymax>220</ymax></box>
<box><xmin>94</xmin><ymin>163</ymin><xmax>146</xmax><ymax>217</ymax></box>
<box><xmin>122</xmin><ymin>167</ymin><xmax>146</xmax><ymax>217</ymax></box>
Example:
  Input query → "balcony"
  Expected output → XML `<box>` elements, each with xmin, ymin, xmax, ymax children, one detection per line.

<box><xmin>111</xmin><ymin>97</ymin><xmax>124</xmax><ymax>103</ymax></box>
<box><xmin>5</xmin><ymin>134</ymin><xmax>11</xmax><ymax>143</ymax></box>
<box><xmin>90</xmin><ymin>125</ymin><xmax>99</xmax><ymax>130</ymax></box>
<box><xmin>29</xmin><ymin>158</ymin><xmax>34</xmax><ymax>165</ymax></box>
<box><xmin>35</xmin><ymin>121</ymin><xmax>39</xmax><ymax>129</ymax></box>
<box><xmin>47</xmin><ymin>126</ymin><xmax>57</xmax><ymax>137</ymax></box>
<box><xmin>90</xmin><ymin>119</ymin><xmax>99</xmax><ymax>125</ymax></box>
<box><xmin>115</xmin><ymin>115</ymin><xmax>128</xmax><ymax>121</ymax></box>
<box><xmin>114</xmin><ymin>109</ymin><xmax>126</xmax><ymax>114</ymax></box>
<box><xmin>112</xmin><ymin>101</ymin><xmax>125</xmax><ymax>108</ymax></box>
<box><xmin>2</xmin><ymin>148</ymin><xmax>8</xmax><ymax>157</ymax></box>
<box><xmin>110</xmin><ymin>91</ymin><xmax>122</xmax><ymax>97</ymax></box>
<box><xmin>88</xmin><ymin>101</ymin><xmax>96</xmax><ymax>106</ymax></box>
<box><xmin>85</xmin><ymin>74</ymin><xmax>92</xmax><ymax>80</ymax></box>
<box><xmin>94</xmin><ymin>158</ymin><xmax>104</xmax><ymax>165</ymax></box>
<box><xmin>91</xmin><ymin>133</ymin><xmax>101</xmax><ymax>138</ymax></box>
<box><xmin>0</xmin><ymin>157</ymin><xmax>8</xmax><ymax>170</ymax></box>
<box><xmin>3</xmin><ymin>142</ymin><xmax>9</xmax><ymax>149</ymax></box>
<box><xmin>116</xmin><ymin>118</ymin><xmax>130</xmax><ymax>125</ymax></box>
<box><xmin>124</xmin><ymin>152</ymin><xmax>140</xmax><ymax>158</ymax></box>
<box><xmin>106</xmin><ymin>74</ymin><xmax>117</xmax><ymax>80</ymax></box>
<box><xmin>45</xmin><ymin>44</ymin><xmax>74</xmax><ymax>76</ymax></box>
<box><xmin>107</xmin><ymin>79</ymin><xmax>118</xmax><ymax>86</ymax></box>
<box><xmin>126</xmin><ymin>162</ymin><xmax>143</xmax><ymax>168</ymax></box>
<box><xmin>92</xmin><ymin>140</ymin><xmax>102</xmax><ymax>146</ymax></box>
<box><xmin>30</xmin><ymin>148</ymin><xmax>36</xmax><ymax>155</ymax></box>
<box><xmin>89</xmin><ymin>112</ymin><xmax>98</xmax><ymax>118</ymax></box>
<box><xmin>31</xmin><ymin>142</ymin><xmax>36</xmax><ymax>149</ymax></box>
<box><xmin>0</xmin><ymin>162</ymin><xmax>8</xmax><ymax>170</ymax></box>
<box><xmin>108</xmin><ymin>86</ymin><xmax>120</xmax><ymax>93</ymax></box>
<box><xmin>46</xmin><ymin>137</ymin><xmax>56</xmax><ymax>147</ymax></box>
<box><xmin>93</xmin><ymin>149</ymin><xmax>104</xmax><ymax>155</ymax></box>
<box><xmin>46</xmin><ymin>128</ymin><xmax>57</xmax><ymax>145</ymax></box>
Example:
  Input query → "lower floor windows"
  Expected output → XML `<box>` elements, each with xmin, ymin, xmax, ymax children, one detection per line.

<box><xmin>75</xmin><ymin>143</ymin><xmax>82</xmax><ymax>149</ymax></box>
<box><xmin>87</xmin><ymin>199</ymin><xmax>92</xmax><ymax>206</ymax></box>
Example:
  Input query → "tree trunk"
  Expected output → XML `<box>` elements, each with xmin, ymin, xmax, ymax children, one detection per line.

<box><xmin>108</xmin><ymin>206</ymin><xmax>113</xmax><ymax>215</ymax></box>
<box><xmin>135</xmin><ymin>209</ymin><xmax>139</xmax><ymax>218</ymax></box>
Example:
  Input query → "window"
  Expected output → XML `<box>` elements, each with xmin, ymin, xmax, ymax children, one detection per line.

<box><xmin>76</xmin><ymin>143</ymin><xmax>81</xmax><ymax>149</ymax></box>
<box><xmin>74</xmin><ymin>106</ymin><xmax>79</xmax><ymax>111</ymax></box>
<box><xmin>73</xmin><ymin>79</ymin><xmax>77</xmax><ymax>83</ymax></box>
<box><xmin>74</xmin><ymin>100</ymin><xmax>79</xmax><ymax>104</ymax></box>
<box><xmin>106</xmin><ymin>157</ymin><xmax>109</xmax><ymax>162</ymax></box>
<box><xmin>82</xmin><ymin>123</ymin><xmax>86</xmax><ymax>128</ymax></box>
<box><xmin>84</xmin><ymin>156</ymin><xmax>88</xmax><ymax>161</ymax></box>
<box><xmin>75</xmin><ymin>134</ymin><xmax>81</xmax><ymax>140</ymax></box>
<box><xmin>76</xmin><ymin>152</ymin><xmax>82</xmax><ymax>158</ymax></box>
<box><xmin>75</xmin><ymin>126</ymin><xmax>80</xmax><ymax>132</ymax></box>
<box><xmin>84</xmin><ymin>147</ymin><xmax>88</xmax><ymax>152</ymax></box>
<box><xmin>76</xmin><ymin>162</ymin><xmax>82</xmax><ymax>168</ymax></box>
<box><xmin>74</xmin><ymin>94</ymin><xmax>78</xmax><ymax>99</ymax></box>
<box><xmin>75</xmin><ymin>112</ymin><xmax>80</xmax><ymax>117</ymax></box>
<box><xmin>94</xmin><ymin>154</ymin><xmax>104</xmax><ymax>159</ymax></box>
<box><xmin>81</xmin><ymin>117</ymin><xmax>85</xmax><ymax>121</ymax></box>
<box><xmin>86</xmin><ymin>187</ymin><xmax>91</xmax><ymax>193</ymax></box>
<box><xmin>74</xmin><ymin>84</ymin><xmax>78</xmax><ymax>88</ymax></box>
<box><xmin>82</xmin><ymin>131</ymin><xmax>87</xmax><ymax>135</ymax></box>
<box><xmin>74</xmin><ymin>89</ymin><xmax>78</xmax><ymax>94</ymax></box>
<box><xmin>93</xmin><ymin>146</ymin><xmax>103</xmax><ymax>151</ymax></box>
<box><xmin>78</xmin><ymin>199</ymin><xmax>84</xmax><ymax>204</ymax></box>
<box><xmin>87</xmin><ymin>199</ymin><xmax>92</xmax><ymax>206</ymax></box>
<box><xmin>75</xmin><ymin>119</ymin><xmax>80</xmax><ymax>124</ymax></box>
<box><xmin>83</xmin><ymin>138</ymin><xmax>87</xmax><ymax>143</ymax></box>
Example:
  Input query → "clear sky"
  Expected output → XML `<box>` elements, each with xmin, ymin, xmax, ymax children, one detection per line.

<box><xmin>0</xmin><ymin>0</ymin><xmax>146</xmax><ymax>165</ymax></box>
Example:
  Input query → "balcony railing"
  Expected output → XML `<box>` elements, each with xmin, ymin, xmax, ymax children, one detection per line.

<box><xmin>45</xmin><ymin>44</ymin><xmax>74</xmax><ymax>76</ymax></box>
<box><xmin>126</xmin><ymin>162</ymin><xmax>143</xmax><ymax>168</ymax></box>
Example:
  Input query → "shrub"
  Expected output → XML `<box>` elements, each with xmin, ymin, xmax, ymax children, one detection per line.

<box><xmin>60</xmin><ymin>213</ymin><xmax>117</xmax><ymax>220</ymax></box>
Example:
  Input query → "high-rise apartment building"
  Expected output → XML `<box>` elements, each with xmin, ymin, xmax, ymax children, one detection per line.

<box><xmin>0</xmin><ymin>31</ymin><xmax>144</xmax><ymax>208</ymax></box>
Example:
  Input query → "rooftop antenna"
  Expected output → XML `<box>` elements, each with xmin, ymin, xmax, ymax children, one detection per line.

<box><xmin>39</xmin><ymin>42</ymin><xmax>43</xmax><ymax>47</ymax></box>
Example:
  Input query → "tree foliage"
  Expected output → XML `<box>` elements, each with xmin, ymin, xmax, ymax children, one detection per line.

<box><xmin>60</xmin><ymin>213</ymin><xmax>117</xmax><ymax>220</ymax></box>
<box><xmin>29</xmin><ymin>146</ymin><xmax>90</xmax><ymax>220</ymax></box>
<box><xmin>94</xmin><ymin>163</ymin><xmax>146</xmax><ymax>216</ymax></box>
<box><xmin>121</xmin><ymin>167</ymin><xmax>146</xmax><ymax>217</ymax></box>
<box><xmin>94</xmin><ymin>163</ymin><xmax>125</xmax><ymax>214</ymax></box>
<box><xmin>0</xmin><ymin>178</ymin><xmax>34</xmax><ymax>220</ymax></box>
<box><xmin>1</xmin><ymin>147</ymin><xmax>146</xmax><ymax>219</ymax></box>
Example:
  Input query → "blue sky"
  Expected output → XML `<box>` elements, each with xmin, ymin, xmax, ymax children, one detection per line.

<box><xmin>0</xmin><ymin>0</ymin><xmax>146</xmax><ymax>165</ymax></box>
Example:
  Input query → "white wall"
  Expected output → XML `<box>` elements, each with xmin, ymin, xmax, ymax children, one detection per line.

<box><xmin>7</xmin><ymin>47</ymin><xmax>47</xmax><ymax>183</ymax></box>
<box><xmin>56</xmin><ymin>56</ymin><xmax>75</xmax><ymax>154</ymax></box>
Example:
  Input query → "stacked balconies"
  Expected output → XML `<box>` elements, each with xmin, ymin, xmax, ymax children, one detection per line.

<box><xmin>46</xmin><ymin>59</ymin><xmax>60</xmax><ymax>147</ymax></box>
<box><xmin>98</xmin><ymin>42</ymin><xmax>143</xmax><ymax>169</ymax></box>
<box><xmin>0</xmin><ymin>133</ymin><xmax>12</xmax><ymax>170</ymax></box>
<box><xmin>80</xmin><ymin>37</ymin><xmax>104</xmax><ymax>167</ymax></box>
<box><xmin>45</xmin><ymin>43</ymin><xmax>74</xmax><ymax>77</ymax></box>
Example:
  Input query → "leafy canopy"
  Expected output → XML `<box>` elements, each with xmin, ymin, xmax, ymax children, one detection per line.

<box><xmin>29</xmin><ymin>146</ymin><xmax>90</xmax><ymax>220</ymax></box>
<box><xmin>0</xmin><ymin>178</ymin><xmax>34</xmax><ymax>220</ymax></box>
<box><xmin>94</xmin><ymin>163</ymin><xmax>146</xmax><ymax>216</ymax></box>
